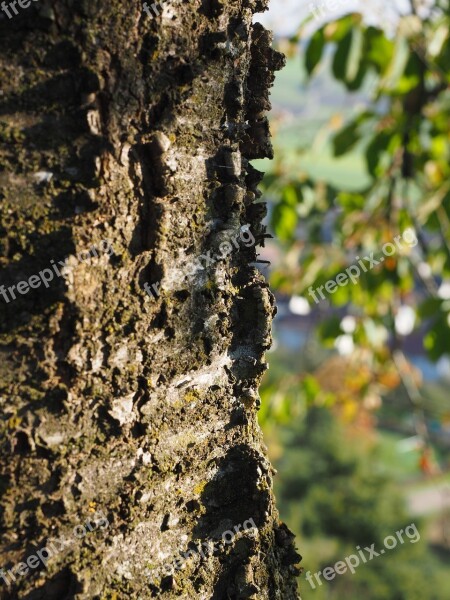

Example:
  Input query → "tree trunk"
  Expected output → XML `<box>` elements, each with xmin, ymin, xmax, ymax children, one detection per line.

<box><xmin>0</xmin><ymin>1</ymin><xmax>300</xmax><ymax>598</ymax></box>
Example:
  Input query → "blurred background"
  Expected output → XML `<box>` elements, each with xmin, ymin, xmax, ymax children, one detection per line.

<box><xmin>253</xmin><ymin>1</ymin><xmax>450</xmax><ymax>598</ymax></box>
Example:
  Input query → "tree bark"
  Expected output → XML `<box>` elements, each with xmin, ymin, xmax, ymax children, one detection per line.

<box><xmin>0</xmin><ymin>1</ymin><xmax>300</xmax><ymax>598</ymax></box>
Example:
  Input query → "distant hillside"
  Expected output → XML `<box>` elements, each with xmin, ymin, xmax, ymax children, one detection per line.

<box><xmin>270</xmin><ymin>49</ymin><xmax>373</xmax><ymax>120</ymax></box>
<box><xmin>257</xmin><ymin>52</ymin><xmax>374</xmax><ymax>191</ymax></box>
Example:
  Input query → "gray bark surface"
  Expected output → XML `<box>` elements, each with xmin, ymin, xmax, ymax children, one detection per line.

<box><xmin>0</xmin><ymin>0</ymin><xmax>301</xmax><ymax>598</ymax></box>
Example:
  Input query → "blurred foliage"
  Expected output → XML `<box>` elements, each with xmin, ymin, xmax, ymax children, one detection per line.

<box><xmin>276</xmin><ymin>407</ymin><xmax>450</xmax><ymax>599</ymax></box>
<box><xmin>259</xmin><ymin>3</ymin><xmax>450</xmax><ymax>596</ymax></box>
<box><xmin>261</xmin><ymin>1</ymin><xmax>450</xmax><ymax>421</ymax></box>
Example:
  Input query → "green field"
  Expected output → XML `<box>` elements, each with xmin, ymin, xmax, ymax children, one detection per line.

<box><xmin>254</xmin><ymin>55</ymin><xmax>375</xmax><ymax>191</ymax></box>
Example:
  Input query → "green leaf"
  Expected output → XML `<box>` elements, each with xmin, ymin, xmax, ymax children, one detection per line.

<box><xmin>402</xmin><ymin>51</ymin><xmax>424</xmax><ymax>88</ymax></box>
<box><xmin>272</xmin><ymin>201</ymin><xmax>298</xmax><ymax>241</ymax></box>
<box><xmin>346</xmin><ymin>26</ymin><xmax>364</xmax><ymax>82</ymax></box>
<box><xmin>424</xmin><ymin>325</ymin><xmax>448</xmax><ymax>361</ymax></box>
<box><xmin>345</xmin><ymin>61</ymin><xmax>368</xmax><ymax>90</ymax></box>
<box><xmin>305</xmin><ymin>28</ymin><xmax>325</xmax><ymax>75</ymax></box>
<box><xmin>333</xmin><ymin>120</ymin><xmax>361</xmax><ymax>157</ymax></box>
<box><xmin>301</xmin><ymin>375</ymin><xmax>321</xmax><ymax>405</ymax></box>
<box><xmin>418</xmin><ymin>298</ymin><xmax>444</xmax><ymax>319</ymax></box>
<box><xmin>365</xmin><ymin>131</ymin><xmax>391</xmax><ymax>177</ymax></box>
<box><xmin>325</xmin><ymin>14</ymin><xmax>356</xmax><ymax>43</ymax></box>
<box><xmin>381</xmin><ymin>36</ymin><xmax>415</xmax><ymax>91</ymax></box>
<box><xmin>337</xmin><ymin>192</ymin><xmax>366</xmax><ymax>210</ymax></box>
<box><xmin>365</xmin><ymin>26</ymin><xmax>395</xmax><ymax>74</ymax></box>
<box><xmin>333</xmin><ymin>29</ymin><xmax>352</xmax><ymax>81</ymax></box>
<box><xmin>282</xmin><ymin>185</ymin><xmax>300</xmax><ymax>207</ymax></box>
<box><xmin>318</xmin><ymin>316</ymin><xmax>342</xmax><ymax>343</ymax></box>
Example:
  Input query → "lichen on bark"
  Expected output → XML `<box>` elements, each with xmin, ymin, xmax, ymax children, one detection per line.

<box><xmin>0</xmin><ymin>0</ymin><xmax>301</xmax><ymax>598</ymax></box>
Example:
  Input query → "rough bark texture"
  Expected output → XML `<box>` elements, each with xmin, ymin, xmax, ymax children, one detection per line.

<box><xmin>0</xmin><ymin>0</ymin><xmax>300</xmax><ymax>598</ymax></box>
